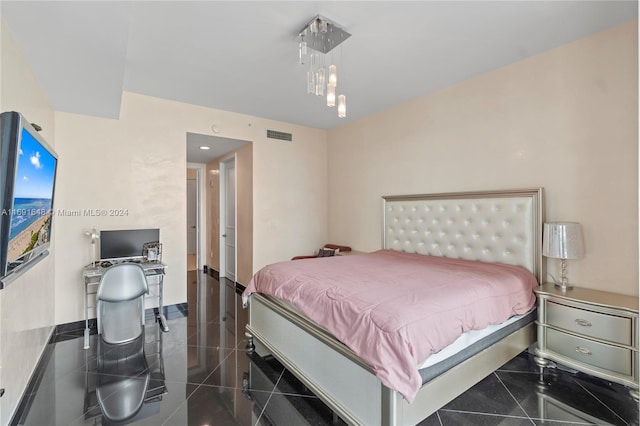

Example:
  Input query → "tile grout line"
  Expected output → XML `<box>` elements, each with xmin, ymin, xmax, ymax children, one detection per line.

<box><xmin>435</xmin><ymin>410</ymin><xmax>443</xmax><ymax>426</ymax></box>
<box><xmin>494</xmin><ymin>371</ymin><xmax>536</xmax><ymax>425</ymax></box>
<box><xmin>254</xmin><ymin>368</ymin><xmax>286</xmax><ymax>426</ymax></box>
<box><xmin>162</xmin><ymin>347</ymin><xmax>238</xmax><ymax>426</ymax></box>
<box><xmin>161</xmin><ymin>382</ymin><xmax>203</xmax><ymax>426</ymax></box>
<box><xmin>572</xmin><ymin>377</ymin><xmax>631</xmax><ymax>426</ymax></box>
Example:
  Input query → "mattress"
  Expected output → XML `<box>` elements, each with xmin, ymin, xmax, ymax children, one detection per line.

<box><xmin>418</xmin><ymin>308</ymin><xmax>536</xmax><ymax>384</ymax></box>
<box><xmin>276</xmin><ymin>298</ymin><xmax>536</xmax><ymax>385</ymax></box>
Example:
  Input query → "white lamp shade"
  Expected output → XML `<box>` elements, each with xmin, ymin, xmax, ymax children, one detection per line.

<box><xmin>542</xmin><ymin>222</ymin><xmax>585</xmax><ymax>260</ymax></box>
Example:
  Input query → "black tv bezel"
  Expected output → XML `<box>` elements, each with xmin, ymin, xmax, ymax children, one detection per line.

<box><xmin>0</xmin><ymin>111</ymin><xmax>58</xmax><ymax>283</ymax></box>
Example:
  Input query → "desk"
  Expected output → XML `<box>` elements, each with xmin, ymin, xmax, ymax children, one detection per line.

<box><xmin>82</xmin><ymin>261</ymin><xmax>168</xmax><ymax>349</ymax></box>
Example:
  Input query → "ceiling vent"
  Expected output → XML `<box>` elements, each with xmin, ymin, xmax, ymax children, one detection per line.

<box><xmin>266</xmin><ymin>129</ymin><xmax>293</xmax><ymax>142</ymax></box>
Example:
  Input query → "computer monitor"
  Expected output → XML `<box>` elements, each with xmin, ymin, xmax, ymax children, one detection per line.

<box><xmin>99</xmin><ymin>229</ymin><xmax>159</xmax><ymax>261</ymax></box>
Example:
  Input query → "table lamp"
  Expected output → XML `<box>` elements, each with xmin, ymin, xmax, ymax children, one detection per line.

<box><xmin>84</xmin><ymin>227</ymin><xmax>99</xmax><ymax>267</ymax></box>
<box><xmin>542</xmin><ymin>222</ymin><xmax>585</xmax><ymax>291</ymax></box>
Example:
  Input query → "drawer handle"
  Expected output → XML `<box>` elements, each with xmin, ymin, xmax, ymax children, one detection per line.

<box><xmin>574</xmin><ymin>318</ymin><xmax>592</xmax><ymax>327</ymax></box>
<box><xmin>575</xmin><ymin>346</ymin><xmax>592</xmax><ymax>356</ymax></box>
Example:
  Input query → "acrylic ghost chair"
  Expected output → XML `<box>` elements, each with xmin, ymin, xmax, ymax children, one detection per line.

<box><xmin>96</xmin><ymin>263</ymin><xmax>149</xmax><ymax>344</ymax></box>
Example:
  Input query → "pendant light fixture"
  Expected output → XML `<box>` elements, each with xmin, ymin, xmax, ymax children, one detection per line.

<box><xmin>298</xmin><ymin>15</ymin><xmax>350</xmax><ymax>118</ymax></box>
<box><xmin>338</xmin><ymin>95</ymin><xmax>346</xmax><ymax>118</ymax></box>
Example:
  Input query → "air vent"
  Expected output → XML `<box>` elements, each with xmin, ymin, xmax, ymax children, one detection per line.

<box><xmin>266</xmin><ymin>129</ymin><xmax>293</xmax><ymax>142</ymax></box>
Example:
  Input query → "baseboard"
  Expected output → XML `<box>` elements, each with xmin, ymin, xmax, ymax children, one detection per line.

<box><xmin>208</xmin><ymin>267</ymin><xmax>219</xmax><ymax>279</ymax></box>
<box><xmin>9</xmin><ymin>327</ymin><xmax>56</xmax><ymax>426</ymax></box>
<box><xmin>54</xmin><ymin>303</ymin><xmax>189</xmax><ymax>338</ymax></box>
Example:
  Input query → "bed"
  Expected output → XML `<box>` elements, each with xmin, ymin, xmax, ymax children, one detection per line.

<box><xmin>243</xmin><ymin>188</ymin><xmax>544</xmax><ymax>425</ymax></box>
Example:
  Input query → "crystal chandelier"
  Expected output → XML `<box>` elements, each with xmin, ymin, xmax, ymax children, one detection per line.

<box><xmin>298</xmin><ymin>15</ymin><xmax>351</xmax><ymax>118</ymax></box>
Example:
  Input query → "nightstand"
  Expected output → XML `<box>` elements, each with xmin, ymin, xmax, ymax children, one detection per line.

<box><xmin>534</xmin><ymin>283</ymin><xmax>639</xmax><ymax>400</ymax></box>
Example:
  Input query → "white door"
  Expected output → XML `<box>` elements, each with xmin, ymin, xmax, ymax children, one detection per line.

<box><xmin>220</xmin><ymin>157</ymin><xmax>236</xmax><ymax>282</ymax></box>
<box><xmin>186</xmin><ymin>178</ymin><xmax>197</xmax><ymax>255</ymax></box>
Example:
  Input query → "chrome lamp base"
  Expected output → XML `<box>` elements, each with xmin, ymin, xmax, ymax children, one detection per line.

<box><xmin>555</xmin><ymin>258</ymin><xmax>573</xmax><ymax>292</ymax></box>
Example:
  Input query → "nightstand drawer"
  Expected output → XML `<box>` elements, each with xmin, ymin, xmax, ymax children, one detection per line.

<box><xmin>547</xmin><ymin>328</ymin><xmax>632</xmax><ymax>376</ymax></box>
<box><xmin>546</xmin><ymin>301</ymin><xmax>632</xmax><ymax>346</ymax></box>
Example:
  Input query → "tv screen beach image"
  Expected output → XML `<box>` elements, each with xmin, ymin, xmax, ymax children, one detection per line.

<box><xmin>7</xmin><ymin>129</ymin><xmax>56</xmax><ymax>263</ymax></box>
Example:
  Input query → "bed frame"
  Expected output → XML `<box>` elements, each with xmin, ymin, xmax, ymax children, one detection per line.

<box><xmin>246</xmin><ymin>188</ymin><xmax>544</xmax><ymax>425</ymax></box>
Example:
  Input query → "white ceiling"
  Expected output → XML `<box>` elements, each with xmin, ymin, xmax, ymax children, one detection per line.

<box><xmin>186</xmin><ymin>133</ymin><xmax>249</xmax><ymax>163</ymax></box>
<box><xmin>1</xmin><ymin>1</ymin><xmax>636</xmax><ymax>131</ymax></box>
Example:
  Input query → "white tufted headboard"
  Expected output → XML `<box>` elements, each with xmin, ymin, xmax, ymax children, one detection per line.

<box><xmin>382</xmin><ymin>188</ymin><xmax>544</xmax><ymax>283</ymax></box>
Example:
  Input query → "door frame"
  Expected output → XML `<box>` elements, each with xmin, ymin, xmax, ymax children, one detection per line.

<box><xmin>219</xmin><ymin>155</ymin><xmax>237</xmax><ymax>281</ymax></box>
<box><xmin>187</xmin><ymin>163</ymin><xmax>206</xmax><ymax>270</ymax></box>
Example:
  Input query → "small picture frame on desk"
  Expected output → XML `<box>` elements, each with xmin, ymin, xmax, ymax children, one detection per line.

<box><xmin>143</xmin><ymin>241</ymin><xmax>162</xmax><ymax>263</ymax></box>
<box><xmin>147</xmin><ymin>247</ymin><xmax>158</xmax><ymax>261</ymax></box>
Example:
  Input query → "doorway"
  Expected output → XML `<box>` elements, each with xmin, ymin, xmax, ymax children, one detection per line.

<box><xmin>219</xmin><ymin>156</ymin><xmax>236</xmax><ymax>282</ymax></box>
<box><xmin>186</xmin><ymin>167</ymin><xmax>201</xmax><ymax>271</ymax></box>
<box><xmin>186</xmin><ymin>169</ymin><xmax>197</xmax><ymax>271</ymax></box>
<box><xmin>185</xmin><ymin>132</ymin><xmax>251</xmax><ymax>283</ymax></box>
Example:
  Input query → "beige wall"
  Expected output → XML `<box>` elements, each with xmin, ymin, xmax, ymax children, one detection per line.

<box><xmin>207</xmin><ymin>143</ymin><xmax>253</xmax><ymax>285</ymax></box>
<box><xmin>54</xmin><ymin>92</ymin><xmax>328</xmax><ymax>325</ymax></box>
<box><xmin>0</xmin><ymin>20</ymin><xmax>57</xmax><ymax>424</ymax></box>
<box><xmin>328</xmin><ymin>21</ymin><xmax>638</xmax><ymax>296</ymax></box>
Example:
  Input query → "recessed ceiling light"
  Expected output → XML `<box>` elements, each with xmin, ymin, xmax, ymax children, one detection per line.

<box><xmin>200</xmin><ymin>146</ymin><xmax>210</xmax><ymax>150</ymax></box>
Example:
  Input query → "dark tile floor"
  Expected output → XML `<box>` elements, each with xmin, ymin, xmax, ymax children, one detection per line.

<box><xmin>14</xmin><ymin>271</ymin><xmax>639</xmax><ymax>425</ymax></box>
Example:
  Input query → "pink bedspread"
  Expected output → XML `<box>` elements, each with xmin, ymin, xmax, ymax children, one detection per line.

<box><xmin>242</xmin><ymin>250</ymin><xmax>537</xmax><ymax>402</ymax></box>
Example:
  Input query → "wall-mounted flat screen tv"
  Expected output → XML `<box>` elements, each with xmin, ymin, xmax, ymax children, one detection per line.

<box><xmin>0</xmin><ymin>111</ymin><xmax>58</xmax><ymax>283</ymax></box>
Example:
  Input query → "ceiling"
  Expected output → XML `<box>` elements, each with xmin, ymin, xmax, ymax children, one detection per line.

<box><xmin>186</xmin><ymin>133</ymin><xmax>249</xmax><ymax>163</ymax></box>
<box><xmin>1</xmin><ymin>1</ymin><xmax>636</xmax><ymax>131</ymax></box>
